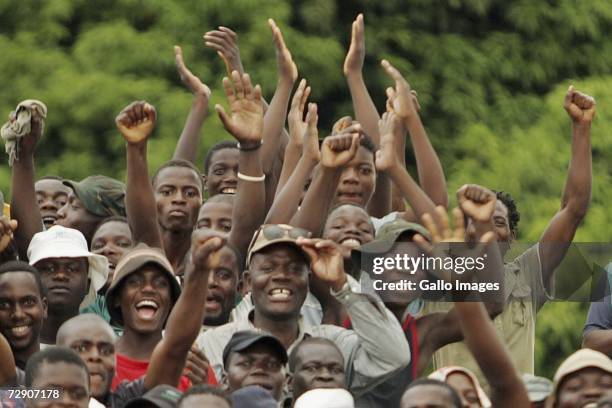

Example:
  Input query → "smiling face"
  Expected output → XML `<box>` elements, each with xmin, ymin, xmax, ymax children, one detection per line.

<box><xmin>117</xmin><ymin>264</ymin><xmax>172</xmax><ymax>334</ymax></box>
<box><xmin>58</xmin><ymin>319</ymin><xmax>116</xmax><ymax>399</ymax></box>
<box><xmin>248</xmin><ymin>244</ymin><xmax>309</xmax><ymax>321</ymax></box>
<box><xmin>206</xmin><ymin>148</ymin><xmax>239</xmax><ymax>196</ymax></box>
<box><xmin>323</xmin><ymin>204</ymin><xmax>374</xmax><ymax>259</ymax></box>
<box><xmin>91</xmin><ymin>221</ymin><xmax>133</xmax><ymax>287</ymax></box>
<box><xmin>35</xmin><ymin>179</ymin><xmax>70</xmax><ymax>228</ymax></box>
<box><xmin>196</xmin><ymin>201</ymin><xmax>233</xmax><ymax>235</ymax></box>
<box><xmin>56</xmin><ymin>193</ymin><xmax>103</xmax><ymax>242</ymax></box>
<box><xmin>0</xmin><ymin>272</ymin><xmax>46</xmax><ymax>359</ymax></box>
<box><xmin>225</xmin><ymin>343</ymin><xmax>286</xmax><ymax>401</ymax></box>
<box><xmin>203</xmin><ymin>246</ymin><xmax>239</xmax><ymax>327</ymax></box>
<box><xmin>556</xmin><ymin>367</ymin><xmax>612</xmax><ymax>408</ymax></box>
<box><xmin>333</xmin><ymin>146</ymin><xmax>376</xmax><ymax>208</ymax></box>
<box><xmin>34</xmin><ymin>258</ymin><xmax>89</xmax><ymax>313</ymax></box>
<box><xmin>154</xmin><ymin>166</ymin><xmax>202</xmax><ymax>232</ymax></box>
<box><xmin>291</xmin><ymin>340</ymin><xmax>346</xmax><ymax>400</ymax></box>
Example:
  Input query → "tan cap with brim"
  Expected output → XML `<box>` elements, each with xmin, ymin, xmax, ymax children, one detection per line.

<box><xmin>105</xmin><ymin>243</ymin><xmax>181</xmax><ymax>325</ymax></box>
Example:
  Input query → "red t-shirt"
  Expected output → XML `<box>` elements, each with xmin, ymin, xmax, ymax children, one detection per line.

<box><xmin>112</xmin><ymin>352</ymin><xmax>217</xmax><ymax>391</ymax></box>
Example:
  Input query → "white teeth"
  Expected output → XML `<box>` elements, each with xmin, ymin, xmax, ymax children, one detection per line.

<box><xmin>341</xmin><ymin>238</ymin><xmax>361</xmax><ymax>248</ymax></box>
<box><xmin>270</xmin><ymin>288</ymin><xmax>292</xmax><ymax>299</ymax></box>
<box><xmin>11</xmin><ymin>325</ymin><xmax>29</xmax><ymax>335</ymax></box>
<box><xmin>136</xmin><ymin>300</ymin><xmax>158</xmax><ymax>309</ymax></box>
<box><xmin>222</xmin><ymin>188</ymin><xmax>236</xmax><ymax>194</ymax></box>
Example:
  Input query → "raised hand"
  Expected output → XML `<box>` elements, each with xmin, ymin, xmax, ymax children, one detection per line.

<box><xmin>204</xmin><ymin>26</ymin><xmax>244</xmax><ymax>77</ymax></box>
<box><xmin>215</xmin><ymin>71</ymin><xmax>264</xmax><ymax>147</ymax></box>
<box><xmin>287</xmin><ymin>79</ymin><xmax>311</xmax><ymax>147</ymax></box>
<box><xmin>456</xmin><ymin>184</ymin><xmax>496</xmax><ymax>224</ymax></box>
<box><xmin>115</xmin><ymin>101</ymin><xmax>157</xmax><ymax>144</ymax></box>
<box><xmin>174</xmin><ymin>45</ymin><xmax>211</xmax><ymax>99</ymax></box>
<box><xmin>331</xmin><ymin>116</ymin><xmax>353</xmax><ymax>135</ymax></box>
<box><xmin>303</xmin><ymin>102</ymin><xmax>321</xmax><ymax>163</ymax></box>
<box><xmin>0</xmin><ymin>217</ymin><xmax>17</xmax><ymax>254</ymax></box>
<box><xmin>375</xmin><ymin>111</ymin><xmax>403</xmax><ymax>172</ymax></box>
<box><xmin>183</xmin><ymin>346</ymin><xmax>210</xmax><ymax>385</ymax></box>
<box><xmin>297</xmin><ymin>238</ymin><xmax>347</xmax><ymax>291</ymax></box>
<box><xmin>564</xmin><ymin>85</ymin><xmax>596</xmax><ymax>124</ymax></box>
<box><xmin>190</xmin><ymin>229</ymin><xmax>226</xmax><ymax>272</ymax></box>
<box><xmin>343</xmin><ymin>14</ymin><xmax>365</xmax><ymax>76</ymax></box>
<box><xmin>381</xmin><ymin>59</ymin><xmax>419</xmax><ymax>122</ymax></box>
<box><xmin>320</xmin><ymin>126</ymin><xmax>361</xmax><ymax>169</ymax></box>
<box><xmin>269</xmin><ymin>19</ymin><xmax>298</xmax><ymax>84</ymax></box>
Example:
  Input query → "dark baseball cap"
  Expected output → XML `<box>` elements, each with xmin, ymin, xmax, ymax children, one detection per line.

<box><xmin>63</xmin><ymin>175</ymin><xmax>126</xmax><ymax>217</ymax></box>
<box><xmin>125</xmin><ymin>384</ymin><xmax>182</xmax><ymax>408</ymax></box>
<box><xmin>223</xmin><ymin>331</ymin><xmax>288</xmax><ymax>368</ymax></box>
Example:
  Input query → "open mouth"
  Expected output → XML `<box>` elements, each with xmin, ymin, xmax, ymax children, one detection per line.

<box><xmin>205</xmin><ymin>294</ymin><xmax>223</xmax><ymax>312</ymax></box>
<box><xmin>337</xmin><ymin>192</ymin><xmax>363</xmax><ymax>203</ymax></box>
<box><xmin>135</xmin><ymin>299</ymin><xmax>159</xmax><ymax>320</ymax></box>
<box><xmin>340</xmin><ymin>237</ymin><xmax>362</xmax><ymax>249</ymax></box>
<box><xmin>221</xmin><ymin>187</ymin><xmax>236</xmax><ymax>194</ymax></box>
<box><xmin>42</xmin><ymin>215</ymin><xmax>57</xmax><ymax>225</ymax></box>
<box><xmin>268</xmin><ymin>288</ymin><xmax>293</xmax><ymax>301</ymax></box>
<box><xmin>9</xmin><ymin>324</ymin><xmax>32</xmax><ymax>338</ymax></box>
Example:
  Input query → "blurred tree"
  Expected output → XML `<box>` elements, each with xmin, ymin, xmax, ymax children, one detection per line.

<box><xmin>1</xmin><ymin>0</ymin><xmax>611</xmax><ymax>376</ymax></box>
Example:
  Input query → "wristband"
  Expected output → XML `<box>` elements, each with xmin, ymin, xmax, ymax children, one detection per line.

<box><xmin>237</xmin><ymin>141</ymin><xmax>262</xmax><ymax>151</ymax></box>
<box><xmin>237</xmin><ymin>172</ymin><xmax>266</xmax><ymax>182</ymax></box>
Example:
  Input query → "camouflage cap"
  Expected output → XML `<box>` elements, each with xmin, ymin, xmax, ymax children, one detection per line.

<box><xmin>63</xmin><ymin>175</ymin><xmax>126</xmax><ymax>218</ymax></box>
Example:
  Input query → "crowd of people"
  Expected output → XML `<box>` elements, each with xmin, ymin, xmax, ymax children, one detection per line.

<box><xmin>0</xmin><ymin>13</ymin><xmax>610</xmax><ymax>408</ymax></box>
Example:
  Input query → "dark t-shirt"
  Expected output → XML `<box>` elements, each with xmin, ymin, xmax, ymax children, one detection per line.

<box><xmin>584</xmin><ymin>295</ymin><xmax>612</xmax><ymax>335</ymax></box>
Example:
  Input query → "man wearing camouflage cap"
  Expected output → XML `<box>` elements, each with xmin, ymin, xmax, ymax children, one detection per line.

<box><xmin>57</xmin><ymin>175</ymin><xmax>126</xmax><ymax>244</ymax></box>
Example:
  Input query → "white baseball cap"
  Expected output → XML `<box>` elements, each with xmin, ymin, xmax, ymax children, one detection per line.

<box><xmin>27</xmin><ymin>226</ymin><xmax>108</xmax><ymax>307</ymax></box>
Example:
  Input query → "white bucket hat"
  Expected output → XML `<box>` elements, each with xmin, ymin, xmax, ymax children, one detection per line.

<box><xmin>294</xmin><ymin>389</ymin><xmax>354</xmax><ymax>408</ymax></box>
<box><xmin>27</xmin><ymin>226</ymin><xmax>108</xmax><ymax>308</ymax></box>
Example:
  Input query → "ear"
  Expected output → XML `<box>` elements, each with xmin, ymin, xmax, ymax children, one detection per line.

<box><xmin>221</xmin><ymin>370</ymin><xmax>228</xmax><ymax>387</ymax></box>
<box><xmin>41</xmin><ymin>297</ymin><xmax>48</xmax><ymax>320</ymax></box>
<box><xmin>241</xmin><ymin>270</ymin><xmax>252</xmax><ymax>295</ymax></box>
<box><xmin>286</xmin><ymin>371</ymin><xmax>293</xmax><ymax>391</ymax></box>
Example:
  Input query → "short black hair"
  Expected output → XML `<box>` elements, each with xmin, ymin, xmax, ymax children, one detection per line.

<box><xmin>492</xmin><ymin>190</ymin><xmax>520</xmax><ymax>234</ymax></box>
<box><xmin>403</xmin><ymin>378</ymin><xmax>462</xmax><ymax>408</ymax></box>
<box><xmin>203</xmin><ymin>140</ymin><xmax>239</xmax><ymax>175</ymax></box>
<box><xmin>0</xmin><ymin>260</ymin><xmax>44</xmax><ymax>296</ymax></box>
<box><xmin>178</xmin><ymin>384</ymin><xmax>232</xmax><ymax>407</ymax></box>
<box><xmin>359</xmin><ymin>132</ymin><xmax>375</xmax><ymax>153</ymax></box>
<box><xmin>152</xmin><ymin>159</ymin><xmax>203</xmax><ymax>191</ymax></box>
<box><xmin>25</xmin><ymin>346</ymin><xmax>89</xmax><ymax>387</ymax></box>
<box><xmin>93</xmin><ymin>215</ymin><xmax>130</xmax><ymax>235</ymax></box>
<box><xmin>288</xmin><ymin>337</ymin><xmax>343</xmax><ymax>372</ymax></box>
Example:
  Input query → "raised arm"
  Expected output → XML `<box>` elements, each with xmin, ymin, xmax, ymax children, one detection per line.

<box><xmin>290</xmin><ymin>126</ymin><xmax>361</xmax><ymax>236</ymax></box>
<box><xmin>275</xmin><ymin>79</ymin><xmax>311</xmax><ymax>195</ymax></box>
<box><xmin>344</xmin><ymin>14</ymin><xmax>380</xmax><ymax>147</ymax></box>
<box><xmin>455</xmin><ymin>302</ymin><xmax>530</xmax><ymax>408</ymax></box>
<box><xmin>297</xmin><ymin>238</ymin><xmax>410</xmax><ymax>395</ymax></box>
<box><xmin>9</xmin><ymin>110</ymin><xmax>44</xmax><ymax>259</ymax></box>
<box><xmin>204</xmin><ymin>26</ymin><xmax>245</xmax><ymax>77</ymax></box>
<box><xmin>382</xmin><ymin>59</ymin><xmax>448</xmax><ymax>208</ymax></box>
<box><xmin>116</xmin><ymin>101</ymin><xmax>163</xmax><ymax>249</ymax></box>
<box><xmin>375</xmin><ymin>111</ymin><xmax>439</xmax><ymax>227</ymax></box>
<box><xmin>266</xmin><ymin>102</ymin><xmax>320</xmax><ymax>224</ymax></box>
<box><xmin>539</xmin><ymin>86</ymin><xmax>594</xmax><ymax>288</ymax></box>
<box><xmin>172</xmin><ymin>46</ymin><xmax>211</xmax><ymax>163</ymax></box>
<box><xmin>216</xmin><ymin>71</ymin><xmax>266</xmax><ymax>266</ymax></box>
<box><xmin>145</xmin><ymin>232</ymin><xmax>225</xmax><ymax>389</ymax></box>
<box><xmin>0</xmin><ymin>216</ymin><xmax>18</xmax><ymax>263</ymax></box>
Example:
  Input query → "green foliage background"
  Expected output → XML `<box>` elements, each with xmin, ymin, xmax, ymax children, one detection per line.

<box><xmin>1</xmin><ymin>0</ymin><xmax>611</xmax><ymax>378</ymax></box>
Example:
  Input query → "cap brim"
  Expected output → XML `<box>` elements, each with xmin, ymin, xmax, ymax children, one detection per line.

<box><xmin>247</xmin><ymin>239</ymin><xmax>309</xmax><ymax>268</ymax></box>
<box><xmin>225</xmin><ymin>335</ymin><xmax>288</xmax><ymax>366</ymax></box>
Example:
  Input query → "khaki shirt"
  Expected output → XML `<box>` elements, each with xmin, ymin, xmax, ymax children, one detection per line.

<box><xmin>422</xmin><ymin>244</ymin><xmax>549</xmax><ymax>389</ymax></box>
<box><xmin>196</xmin><ymin>283</ymin><xmax>410</xmax><ymax>398</ymax></box>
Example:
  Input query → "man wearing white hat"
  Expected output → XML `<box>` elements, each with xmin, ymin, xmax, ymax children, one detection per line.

<box><xmin>27</xmin><ymin>225</ymin><xmax>108</xmax><ymax>345</ymax></box>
